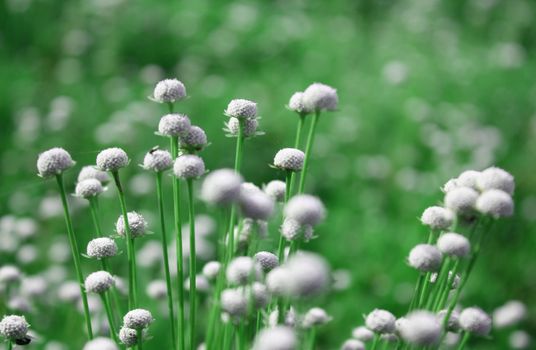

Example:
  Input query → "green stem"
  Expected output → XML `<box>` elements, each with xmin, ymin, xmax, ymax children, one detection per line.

<box><xmin>7</xmin><ymin>341</ymin><xmax>12</xmax><ymax>350</ymax></box>
<box><xmin>237</xmin><ymin>322</ymin><xmax>245</xmax><ymax>350</ymax></box>
<box><xmin>156</xmin><ymin>172</ymin><xmax>177</xmax><ymax>350</ymax></box>
<box><xmin>309</xmin><ymin>328</ymin><xmax>317</xmax><ymax>350</ymax></box>
<box><xmin>222</xmin><ymin>324</ymin><xmax>232</xmax><ymax>350</ymax></box>
<box><xmin>437</xmin><ymin>259</ymin><xmax>460</xmax><ymax>310</ymax></box>
<box><xmin>101</xmin><ymin>258</ymin><xmax>123</xmax><ymax>317</ymax></box>
<box><xmin>137</xmin><ymin>328</ymin><xmax>143</xmax><ymax>350</ymax></box>
<box><xmin>89</xmin><ymin>197</ymin><xmax>103</xmax><ymax>237</ymax></box>
<box><xmin>408</xmin><ymin>273</ymin><xmax>424</xmax><ymax>312</ymax></box>
<box><xmin>298</xmin><ymin>111</ymin><xmax>320</xmax><ymax>193</ymax></box>
<box><xmin>417</xmin><ymin>272</ymin><xmax>432</xmax><ymax>308</ymax></box>
<box><xmin>370</xmin><ymin>334</ymin><xmax>380</xmax><ymax>350</ymax></box>
<box><xmin>456</xmin><ymin>331</ymin><xmax>470</xmax><ymax>350</ymax></box>
<box><xmin>55</xmin><ymin>174</ymin><xmax>93</xmax><ymax>339</ymax></box>
<box><xmin>294</xmin><ymin>113</ymin><xmax>306</xmax><ymax>148</ymax></box>
<box><xmin>100</xmin><ymin>292</ymin><xmax>120</xmax><ymax>345</ymax></box>
<box><xmin>427</xmin><ymin>257</ymin><xmax>451</xmax><ymax>310</ymax></box>
<box><xmin>277</xmin><ymin>171</ymin><xmax>293</xmax><ymax>263</ymax></box>
<box><xmin>187</xmin><ymin>179</ymin><xmax>197</xmax><ymax>350</ymax></box>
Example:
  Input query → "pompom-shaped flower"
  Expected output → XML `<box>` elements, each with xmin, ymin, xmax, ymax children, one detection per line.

<box><xmin>37</xmin><ymin>147</ymin><xmax>75</xmax><ymax>177</ymax></box>
<box><xmin>437</xmin><ymin>309</ymin><xmax>460</xmax><ymax>332</ymax></box>
<box><xmin>274</xmin><ymin>148</ymin><xmax>305</xmax><ymax>171</ymax></box>
<box><xmin>146</xmin><ymin>280</ymin><xmax>167</xmax><ymax>300</ymax></box>
<box><xmin>158</xmin><ymin>114</ymin><xmax>191</xmax><ymax>137</ymax></box>
<box><xmin>281</xmin><ymin>218</ymin><xmax>313</xmax><ymax>242</ymax></box>
<box><xmin>96</xmin><ymin>148</ymin><xmax>129</xmax><ymax>172</ymax></box>
<box><xmin>226</xmin><ymin>117</ymin><xmax>259</xmax><ymax>137</ymax></box>
<box><xmin>284</xmin><ymin>194</ymin><xmax>326</xmax><ymax>226</ymax></box>
<box><xmin>302</xmin><ymin>83</ymin><xmax>338</xmax><ymax>112</ymax></box>
<box><xmin>420</xmin><ymin>206</ymin><xmax>454</xmax><ymax>230</ymax></box>
<box><xmin>173</xmin><ymin>154</ymin><xmax>205</xmax><ymax>179</ymax></box>
<box><xmin>444</xmin><ymin>187</ymin><xmax>478</xmax><ymax>214</ymax></box>
<box><xmin>116</xmin><ymin>211</ymin><xmax>148</xmax><ymax>238</ymax></box>
<box><xmin>288</xmin><ymin>92</ymin><xmax>311</xmax><ymax>114</ymax></box>
<box><xmin>477</xmin><ymin>166</ymin><xmax>515</xmax><ymax>195</ymax></box>
<box><xmin>78</xmin><ymin>166</ymin><xmax>110</xmax><ymax>184</ymax></box>
<box><xmin>352</xmin><ymin>326</ymin><xmax>374</xmax><ymax>341</ymax></box>
<box><xmin>456</xmin><ymin>170</ymin><xmax>481</xmax><ymax>190</ymax></box>
<box><xmin>476</xmin><ymin>189</ymin><xmax>514</xmax><ymax>218</ymax></box>
<box><xmin>264</xmin><ymin>180</ymin><xmax>286</xmax><ymax>202</ymax></box>
<box><xmin>75</xmin><ymin>179</ymin><xmax>104</xmax><ymax>198</ymax></box>
<box><xmin>200</xmin><ymin>169</ymin><xmax>243</xmax><ymax>206</ymax></box>
<box><xmin>266</xmin><ymin>267</ymin><xmax>293</xmax><ymax>297</ymax></box>
<box><xmin>225</xmin><ymin>99</ymin><xmax>257</xmax><ymax>119</ymax></box>
<box><xmin>83</xmin><ymin>337</ymin><xmax>119</xmax><ymax>350</ymax></box>
<box><xmin>459</xmin><ymin>307</ymin><xmax>492</xmax><ymax>336</ymax></box>
<box><xmin>0</xmin><ymin>265</ymin><xmax>21</xmax><ymax>284</ymax></box>
<box><xmin>123</xmin><ymin>309</ymin><xmax>153</xmax><ymax>329</ymax></box>
<box><xmin>254</xmin><ymin>251</ymin><xmax>279</xmax><ymax>272</ymax></box>
<box><xmin>58</xmin><ymin>281</ymin><xmax>81</xmax><ymax>303</ymax></box>
<box><xmin>153</xmin><ymin>78</ymin><xmax>186</xmax><ymax>103</ymax></box>
<box><xmin>226</xmin><ymin>256</ymin><xmax>260</xmax><ymax>285</ymax></box>
<box><xmin>119</xmin><ymin>327</ymin><xmax>138</xmax><ymax>346</ymax></box>
<box><xmin>237</xmin><ymin>282</ymin><xmax>269</xmax><ymax>310</ymax></box>
<box><xmin>142</xmin><ymin>149</ymin><xmax>172</xmax><ymax>172</ymax></box>
<box><xmin>85</xmin><ymin>270</ymin><xmax>115</xmax><ymax>294</ymax></box>
<box><xmin>493</xmin><ymin>300</ymin><xmax>527</xmax><ymax>329</ymax></box>
<box><xmin>285</xmin><ymin>252</ymin><xmax>330</xmax><ymax>298</ymax></box>
<box><xmin>398</xmin><ymin>311</ymin><xmax>441</xmax><ymax>346</ymax></box>
<box><xmin>239</xmin><ymin>191</ymin><xmax>275</xmax><ymax>220</ymax></box>
<box><xmin>437</xmin><ymin>233</ymin><xmax>470</xmax><ymax>258</ymax></box>
<box><xmin>0</xmin><ymin>315</ymin><xmax>29</xmax><ymax>341</ymax></box>
<box><xmin>365</xmin><ymin>309</ymin><xmax>396</xmax><ymax>334</ymax></box>
<box><xmin>202</xmin><ymin>261</ymin><xmax>221</xmax><ymax>281</ymax></box>
<box><xmin>408</xmin><ymin>244</ymin><xmax>442</xmax><ymax>272</ymax></box>
<box><xmin>341</xmin><ymin>339</ymin><xmax>365</xmax><ymax>350</ymax></box>
<box><xmin>302</xmin><ymin>307</ymin><xmax>332</xmax><ymax>328</ymax></box>
<box><xmin>86</xmin><ymin>237</ymin><xmax>118</xmax><ymax>259</ymax></box>
<box><xmin>252</xmin><ymin>326</ymin><xmax>297</xmax><ymax>350</ymax></box>
<box><xmin>221</xmin><ymin>288</ymin><xmax>247</xmax><ymax>318</ymax></box>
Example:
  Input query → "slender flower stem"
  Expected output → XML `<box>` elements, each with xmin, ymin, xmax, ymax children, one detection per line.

<box><xmin>437</xmin><ymin>259</ymin><xmax>460</xmax><ymax>310</ymax></box>
<box><xmin>298</xmin><ymin>111</ymin><xmax>320</xmax><ymax>194</ymax></box>
<box><xmin>370</xmin><ymin>334</ymin><xmax>380</xmax><ymax>350</ymax></box>
<box><xmin>427</xmin><ymin>257</ymin><xmax>451</xmax><ymax>310</ymax></box>
<box><xmin>277</xmin><ymin>171</ymin><xmax>293</xmax><ymax>263</ymax></box>
<box><xmin>100</xmin><ymin>292</ymin><xmax>120</xmax><ymax>346</ymax></box>
<box><xmin>7</xmin><ymin>341</ymin><xmax>12</xmax><ymax>350</ymax></box>
<box><xmin>186</xmin><ymin>179</ymin><xmax>197</xmax><ymax>350</ymax></box>
<box><xmin>156</xmin><ymin>172</ymin><xmax>177</xmax><ymax>350</ymax></box>
<box><xmin>101</xmin><ymin>258</ymin><xmax>123</xmax><ymax>316</ymax></box>
<box><xmin>294</xmin><ymin>113</ymin><xmax>306</xmax><ymax>148</ymax></box>
<box><xmin>457</xmin><ymin>331</ymin><xmax>470</xmax><ymax>350</ymax></box>
<box><xmin>309</xmin><ymin>328</ymin><xmax>317</xmax><ymax>350</ymax></box>
<box><xmin>408</xmin><ymin>273</ymin><xmax>424</xmax><ymax>312</ymax></box>
<box><xmin>112</xmin><ymin>170</ymin><xmax>138</xmax><ymax>309</ymax></box>
<box><xmin>55</xmin><ymin>174</ymin><xmax>93</xmax><ymax>339</ymax></box>
<box><xmin>137</xmin><ymin>329</ymin><xmax>143</xmax><ymax>350</ymax></box>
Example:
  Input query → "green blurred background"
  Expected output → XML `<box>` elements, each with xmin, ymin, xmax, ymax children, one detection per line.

<box><xmin>1</xmin><ymin>0</ymin><xmax>535</xmax><ymax>348</ymax></box>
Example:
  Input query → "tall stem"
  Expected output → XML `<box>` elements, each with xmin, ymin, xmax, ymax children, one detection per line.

<box><xmin>55</xmin><ymin>174</ymin><xmax>93</xmax><ymax>339</ymax></box>
<box><xmin>100</xmin><ymin>292</ymin><xmax>120</xmax><ymax>345</ymax></box>
<box><xmin>156</xmin><ymin>172</ymin><xmax>177</xmax><ymax>350</ymax></box>
<box><xmin>457</xmin><ymin>331</ymin><xmax>470</xmax><ymax>350</ymax></box>
<box><xmin>137</xmin><ymin>329</ymin><xmax>143</xmax><ymax>350</ymax></box>
<box><xmin>294</xmin><ymin>114</ymin><xmax>306</xmax><ymax>148</ymax></box>
<box><xmin>187</xmin><ymin>179</ymin><xmax>197</xmax><ymax>350</ymax></box>
<box><xmin>7</xmin><ymin>341</ymin><xmax>12</xmax><ymax>350</ymax></box>
<box><xmin>370</xmin><ymin>334</ymin><xmax>380</xmax><ymax>350</ymax></box>
<box><xmin>88</xmin><ymin>197</ymin><xmax>103</xmax><ymax>237</ymax></box>
<box><xmin>298</xmin><ymin>111</ymin><xmax>320</xmax><ymax>193</ymax></box>
<box><xmin>277</xmin><ymin>171</ymin><xmax>293</xmax><ymax>263</ymax></box>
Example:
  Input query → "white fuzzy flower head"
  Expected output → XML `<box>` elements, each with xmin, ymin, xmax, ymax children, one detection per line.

<box><xmin>302</xmin><ymin>307</ymin><xmax>332</xmax><ymax>328</ymax></box>
<box><xmin>398</xmin><ymin>311</ymin><xmax>441</xmax><ymax>346</ymax></box>
<box><xmin>75</xmin><ymin>179</ymin><xmax>104</xmax><ymax>198</ymax></box>
<box><xmin>225</xmin><ymin>99</ymin><xmax>257</xmax><ymax>119</ymax></box>
<box><xmin>116</xmin><ymin>212</ymin><xmax>148</xmax><ymax>238</ymax></box>
<box><xmin>459</xmin><ymin>307</ymin><xmax>492</xmax><ymax>336</ymax></box>
<box><xmin>96</xmin><ymin>148</ymin><xmax>129</xmax><ymax>172</ymax></box>
<box><xmin>85</xmin><ymin>271</ymin><xmax>115</xmax><ymax>294</ymax></box>
<box><xmin>264</xmin><ymin>180</ymin><xmax>286</xmax><ymax>202</ymax></box>
<box><xmin>252</xmin><ymin>326</ymin><xmax>297</xmax><ymax>350</ymax></box>
<box><xmin>239</xmin><ymin>191</ymin><xmax>275</xmax><ymax>221</ymax></box>
<box><xmin>123</xmin><ymin>309</ymin><xmax>153</xmax><ymax>329</ymax></box>
<box><xmin>226</xmin><ymin>117</ymin><xmax>259</xmax><ymax>137</ymax></box>
<box><xmin>0</xmin><ymin>265</ymin><xmax>21</xmax><ymax>284</ymax></box>
<box><xmin>420</xmin><ymin>206</ymin><xmax>454</xmax><ymax>230</ymax></box>
<box><xmin>456</xmin><ymin>170</ymin><xmax>481</xmax><ymax>190</ymax></box>
<box><xmin>226</xmin><ymin>257</ymin><xmax>260</xmax><ymax>285</ymax></box>
<box><xmin>284</xmin><ymin>194</ymin><xmax>326</xmax><ymax>226</ymax></box>
<box><xmin>437</xmin><ymin>233</ymin><xmax>470</xmax><ymax>258</ymax></box>
<box><xmin>201</xmin><ymin>169</ymin><xmax>243</xmax><ymax>206</ymax></box>
<box><xmin>86</xmin><ymin>237</ymin><xmax>118</xmax><ymax>259</ymax></box>
<box><xmin>237</xmin><ymin>282</ymin><xmax>269</xmax><ymax>310</ymax></box>
<box><xmin>352</xmin><ymin>326</ymin><xmax>374</xmax><ymax>341</ymax></box>
<box><xmin>437</xmin><ymin>309</ymin><xmax>460</xmax><ymax>332</ymax></box>
<box><xmin>493</xmin><ymin>300</ymin><xmax>527</xmax><ymax>329</ymax></box>
<box><xmin>444</xmin><ymin>187</ymin><xmax>478</xmax><ymax>215</ymax></box>
<box><xmin>153</xmin><ymin>78</ymin><xmax>186</xmax><ymax>103</ymax></box>
<box><xmin>274</xmin><ymin>148</ymin><xmax>305</xmax><ymax>171</ymax></box>
<box><xmin>174</xmin><ymin>155</ymin><xmax>205</xmax><ymax>179</ymax></box>
<box><xmin>476</xmin><ymin>189</ymin><xmax>514</xmax><ymax>218</ymax></box>
<box><xmin>281</xmin><ymin>218</ymin><xmax>313</xmax><ymax>242</ymax></box>
<box><xmin>58</xmin><ymin>281</ymin><xmax>81</xmax><ymax>303</ymax></box>
<box><xmin>83</xmin><ymin>337</ymin><xmax>119</xmax><ymax>350</ymax></box>
<box><xmin>266</xmin><ymin>267</ymin><xmax>293</xmax><ymax>297</ymax></box>
<box><xmin>146</xmin><ymin>280</ymin><xmax>167</xmax><ymax>300</ymax></box>
<box><xmin>341</xmin><ymin>339</ymin><xmax>365</xmax><ymax>350</ymax></box>
<box><xmin>302</xmin><ymin>83</ymin><xmax>338</xmax><ymax>112</ymax></box>
<box><xmin>119</xmin><ymin>327</ymin><xmax>138</xmax><ymax>346</ymax></box>
<box><xmin>202</xmin><ymin>261</ymin><xmax>221</xmax><ymax>280</ymax></box>
<box><xmin>78</xmin><ymin>166</ymin><xmax>110</xmax><ymax>184</ymax></box>
<box><xmin>220</xmin><ymin>288</ymin><xmax>248</xmax><ymax>318</ymax></box>
<box><xmin>408</xmin><ymin>244</ymin><xmax>442</xmax><ymax>272</ymax></box>
<box><xmin>254</xmin><ymin>251</ymin><xmax>279</xmax><ymax>272</ymax></box>
<box><xmin>21</xmin><ymin>275</ymin><xmax>47</xmax><ymax>297</ymax></box>
<box><xmin>365</xmin><ymin>309</ymin><xmax>396</xmax><ymax>334</ymax></box>
<box><xmin>0</xmin><ymin>315</ymin><xmax>29</xmax><ymax>341</ymax></box>
<box><xmin>180</xmin><ymin>125</ymin><xmax>208</xmax><ymax>151</ymax></box>
<box><xmin>509</xmin><ymin>330</ymin><xmax>531</xmax><ymax>350</ymax></box>
<box><xmin>158</xmin><ymin>113</ymin><xmax>191</xmax><ymax>137</ymax></box>
<box><xmin>37</xmin><ymin>147</ymin><xmax>75</xmax><ymax>178</ymax></box>
<box><xmin>285</xmin><ymin>252</ymin><xmax>330</xmax><ymax>298</ymax></box>
<box><xmin>477</xmin><ymin>166</ymin><xmax>515</xmax><ymax>195</ymax></box>
<box><xmin>288</xmin><ymin>92</ymin><xmax>312</xmax><ymax>114</ymax></box>
<box><xmin>142</xmin><ymin>149</ymin><xmax>172</xmax><ymax>172</ymax></box>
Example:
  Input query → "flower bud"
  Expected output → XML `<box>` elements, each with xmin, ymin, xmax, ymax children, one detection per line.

<box><xmin>85</xmin><ymin>271</ymin><xmax>115</xmax><ymax>294</ymax></box>
<box><xmin>202</xmin><ymin>261</ymin><xmax>221</xmax><ymax>281</ymax></box>
<box><xmin>398</xmin><ymin>311</ymin><xmax>441</xmax><ymax>346</ymax></box>
<box><xmin>254</xmin><ymin>251</ymin><xmax>279</xmax><ymax>272</ymax></box>
<box><xmin>119</xmin><ymin>327</ymin><xmax>139</xmax><ymax>346</ymax></box>
<box><xmin>180</xmin><ymin>125</ymin><xmax>208</xmax><ymax>152</ymax></box>
<box><xmin>408</xmin><ymin>244</ymin><xmax>442</xmax><ymax>272</ymax></box>
<box><xmin>226</xmin><ymin>256</ymin><xmax>260</xmax><ymax>285</ymax></box>
<box><xmin>78</xmin><ymin>166</ymin><xmax>110</xmax><ymax>184</ymax></box>
<box><xmin>302</xmin><ymin>307</ymin><xmax>332</xmax><ymax>328</ymax></box>
<box><xmin>220</xmin><ymin>288</ymin><xmax>247</xmax><ymax>318</ymax></box>
<box><xmin>284</xmin><ymin>194</ymin><xmax>326</xmax><ymax>226</ymax></box>
<box><xmin>142</xmin><ymin>149</ymin><xmax>172</xmax><ymax>172</ymax></box>
<box><xmin>476</xmin><ymin>189</ymin><xmax>514</xmax><ymax>218</ymax></box>
<box><xmin>201</xmin><ymin>169</ymin><xmax>243</xmax><ymax>206</ymax></box>
<box><xmin>252</xmin><ymin>326</ymin><xmax>296</xmax><ymax>350</ymax></box>
<box><xmin>174</xmin><ymin>154</ymin><xmax>205</xmax><ymax>179</ymax></box>
<box><xmin>365</xmin><ymin>309</ymin><xmax>396</xmax><ymax>334</ymax></box>
<box><xmin>274</xmin><ymin>148</ymin><xmax>305</xmax><ymax>172</ymax></box>
<box><xmin>158</xmin><ymin>113</ymin><xmax>191</xmax><ymax>137</ymax></box>
<box><xmin>302</xmin><ymin>82</ymin><xmax>338</xmax><ymax>111</ymax></box>
<box><xmin>83</xmin><ymin>337</ymin><xmax>119</xmax><ymax>350</ymax></box>
<box><xmin>225</xmin><ymin>99</ymin><xmax>257</xmax><ymax>119</ymax></box>
<box><xmin>437</xmin><ymin>233</ymin><xmax>470</xmax><ymax>258</ymax></box>
<box><xmin>477</xmin><ymin>166</ymin><xmax>515</xmax><ymax>195</ymax></box>
<box><xmin>153</xmin><ymin>78</ymin><xmax>186</xmax><ymax>103</ymax></box>
<box><xmin>444</xmin><ymin>187</ymin><xmax>478</xmax><ymax>214</ymax></box>
<box><xmin>239</xmin><ymin>191</ymin><xmax>275</xmax><ymax>221</ymax></box>
<box><xmin>96</xmin><ymin>148</ymin><xmax>129</xmax><ymax>172</ymax></box>
<box><xmin>116</xmin><ymin>212</ymin><xmax>148</xmax><ymax>238</ymax></box>
<box><xmin>459</xmin><ymin>307</ymin><xmax>492</xmax><ymax>336</ymax></box>
<box><xmin>75</xmin><ymin>179</ymin><xmax>104</xmax><ymax>198</ymax></box>
<box><xmin>87</xmin><ymin>237</ymin><xmax>118</xmax><ymax>259</ymax></box>
<box><xmin>288</xmin><ymin>92</ymin><xmax>311</xmax><ymax>114</ymax></box>
<box><xmin>0</xmin><ymin>315</ymin><xmax>29</xmax><ymax>341</ymax></box>
<box><xmin>456</xmin><ymin>170</ymin><xmax>481</xmax><ymax>190</ymax></box>
<box><xmin>123</xmin><ymin>309</ymin><xmax>153</xmax><ymax>329</ymax></box>
<box><xmin>226</xmin><ymin>117</ymin><xmax>258</xmax><ymax>137</ymax></box>
<box><xmin>352</xmin><ymin>326</ymin><xmax>374</xmax><ymax>341</ymax></box>
<box><xmin>341</xmin><ymin>339</ymin><xmax>365</xmax><ymax>350</ymax></box>
<box><xmin>420</xmin><ymin>206</ymin><xmax>454</xmax><ymax>230</ymax></box>
<box><xmin>37</xmin><ymin>147</ymin><xmax>75</xmax><ymax>178</ymax></box>
<box><xmin>264</xmin><ymin>180</ymin><xmax>286</xmax><ymax>202</ymax></box>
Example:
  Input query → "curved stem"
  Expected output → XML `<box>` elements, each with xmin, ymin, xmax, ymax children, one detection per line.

<box><xmin>88</xmin><ymin>197</ymin><xmax>103</xmax><ymax>237</ymax></box>
<box><xmin>187</xmin><ymin>179</ymin><xmax>197</xmax><ymax>350</ymax></box>
<box><xmin>428</xmin><ymin>257</ymin><xmax>451</xmax><ymax>310</ymax></box>
<box><xmin>100</xmin><ymin>292</ymin><xmax>120</xmax><ymax>345</ymax></box>
<box><xmin>457</xmin><ymin>331</ymin><xmax>470</xmax><ymax>350</ymax></box>
<box><xmin>298</xmin><ymin>111</ymin><xmax>320</xmax><ymax>193</ymax></box>
<box><xmin>277</xmin><ymin>171</ymin><xmax>293</xmax><ymax>263</ymax></box>
<box><xmin>408</xmin><ymin>273</ymin><xmax>424</xmax><ymax>312</ymax></box>
<box><xmin>370</xmin><ymin>334</ymin><xmax>380</xmax><ymax>350</ymax></box>
<box><xmin>55</xmin><ymin>174</ymin><xmax>93</xmax><ymax>339</ymax></box>
<box><xmin>294</xmin><ymin>113</ymin><xmax>306</xmax><ymax>148</ymax></box>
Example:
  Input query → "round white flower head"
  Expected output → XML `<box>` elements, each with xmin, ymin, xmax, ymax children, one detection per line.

<box><xmin>153</xmin><ymin>78</ymin><xmax>186</xmax><ymax>103</ymax></box>
<box><xmin>266</xmin><ymin>267</ymin><xmax>293</xmax><ymax>297</ymax></box>
<box><xmin>252</xmin><ymin>326</ymin><xmax>297</xmax><ymax>350</ymax></box>
<box><xmin>341</xmin><ymin>339</ymin><xmax>365</xmax><ymax>350</ymax></box>
<box><xmin>20</xmin><ymin>275</ymin><xmax>47</xmax><ymax>297</ymax></box>
<box><xmin>285</xmin><ymin>252</ymin><xmax>330</xmax><ymax>298</ymax></box>
<box><xmin>274</xmin><ymin>148</ymin><xmax>305</xmax><ymax>172</ymax></box>
<box><xmin>123</xmin><ymin>309</ymin><xmax>153</xmax><ymax>329</ymax></box>
<box><xmin>226</xmin><ymin>117</ymin><xmax>258</xmax><ymax>137</ymax></box>
<box><xmin>281</xmin><ymin>218</ymin><xmax>313</xmax><ymax>242</ymax></box>
<box><xmin>365</xmin><ymin>309</ymin><xmax>396</xmax><ymax>334</ymax></box>
<box><xmin>220</xmin><ymin>288</ymin><xmax>247</xmax><ymax>318</ymax></box>
<box><xmin>509</xmin><ymin>330</ymin><xmax>531</xmax><ymax>350</ymax></box>
<box><xmin>408</xmin><ymin>244</ymin><xmax>442</xmax><ymax>272</ymax></box>
<box><xmin>284</xmin><ymin>194</ymin><xmax>326</xmax><ymax>226</ymax></box>
<box><xmin>444</xmin><ymin>187</ymin><xmax>478</xmax><ymax>214</ymax></box>
<box><xmin>201</xmin><ymin>169</ymin><xmax>243</xmax><ymax>206</ymax></box>
<box><xmin>96</xmin><ymin>148</ymin><xmax>129</xmax><ymax>172</ymax></box>
<box><xmin>476</xmin><ymin>189</ymin><xmax>514</xmax><ymax>218</ymax></box>
<box><xmin>83</xmin><ymin>337</ymin><xmax>119</xmax><ymax>350</ymax></box>
<box><xmin>437</xmin><ymin>233</ymin><xmax>470</xmax><ymax>258</ymax></box>
<box><xmin>268</xmin><ymin>308</ymin><xmax>297</xmax><ymax>328</ymax></box>
<box><xmin>142</xmin><ymin>149</ymin><xmax>172</xmax><ymax>172</ymax></box>
<box><xmin>456</xmin><ymin>170</ymin><xmax>481</xmax><ymax>190</ymax></box>
<box><xmin>78</xmin><ymin>166</ymin><xmax>110</xmax><ymax>184</ymax></box>
<box><xmin>180</xmin><ymin>125</ymin><xmax>208</xmax><ymax>151</ymax></box>
<box><xmin>477</xmin><ymin>166</ymin><xmax>515</xmax><ymax>195</ymax></box>
<box><xmin>86</xmin><ymin>237</ymin><xmax>118</xmax><ymax>259</ymax></box>
<box><xmin>158</xmin><ymin>113</ymin><xmax>191</xmax><ymax>137</ymax></box>
<box><xmin>398</xmin><ymin>311</ymin><xmax>441</xmax><ymax>346</ymax></box>
<box><xmin>226</xmin><ymin>256</ymin><xmax>260</xmax><ymax>285</ymax></box>
<box><xmin>420</xmin><ymin>206</ymin><xmax>454</xmax><ymax>230</ymax></box>
<box><xmin>302</xmin><ymin>307</ymin><xmax>332</xmax><ymax>328</ymax></box>
<box><xmin>0</xmin><ymin>265</ymin><xmax>21</xmax><ymax>284</ymax></box>
<box><xmin>146</xmin><ymin>280</ymin><xmax>167</xmax><ymax>300</ymax></box>
<box><xmin>288</xmin><ymin>92</ymin><xmax>312</xmax><ymax>114</ymax></box>
<box><xmin>174</xmin><ymin>155</ymin><xmax>205</xmax><ymax>179</ymax></box>
<box><xmin>236</xmin><ymin>282</ymin><xmax>269</xmax><ymax>310</ymax></box>
<box><xmin>202</xmin><ymin>261</ymin><xmax>221</xmax><ymax>280</ymax></box>
<box><xmin>37</xmin><ymin>147</ymin><xmax>75</xmax><ymax>178</ymax></box>
<box><xmin>116</xmin><ymin>211</ymin><xmax>148</xmax><ymax>238</ymax></box>
<box><xmin>493</xmin><ymin>300</ymin><xmax>527</xmax><ymax>329</ymax></box>
<box><xmin>254</xmin><ymin>251</ymin><xmax>279</xmax><ymax>272</ymax></box>
<box><xmin>442</xmin><ymin>178</ymin><xmax>459</xmax><ymax>193</ymax></box>
<box><xmin>0</xmin><ymin>315</ymin><xmax>29</xmax><ymax>340</ymax></box>
<box><xmin>459</xmin><ymin>307</ymin><xmax>492</xmax><ymax>336</ymax></box>
<box><xmin>119</xmin><ymin>327</ymin><xmax>138</xmax><ymax>346</ymax></box>
<box><xmin>302</xmin><ymin>82</ymin><xmax>338</xmax><ymax>112</ymax></box>
<box><xmin>58</xmin><ymin>281</ymin><xmax>81</xmax><ymax>303</ymax></box>
<box><xmin>225</xmin><ymin>99</ymin><xmax>257</xmax><ymax>119</ymax></box>
<box><xmin>239</xmin><ymin>191</ymin><xmax>275</xmax><ymax>220</ymax></box>
<box><xmin>437</xmin><ymin>309</ymin><xmax>460</xmax><ymax>332</ymax></box>
<box><xmin>264</xmin><ymin>180</ymin><xmax>286</xmax><ymax>202</ymax></box>
<box><xmin>75</xmin><ymin>179</ymin><xmax>104</xmax><ymax>198</ymax></box>
<box><xmin>85</xmin><ymin>271</ymin><xmax>115</xmax><ymax>294</ymax></box>
<box><xmin>352</xmin><ymin>326</ymin><xmax>374</xmax><ymax>341</ymax></box>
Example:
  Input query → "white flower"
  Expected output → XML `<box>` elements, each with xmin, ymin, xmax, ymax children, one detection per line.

<box><xmin>174</xmin><ymin>155</ymin><xmax>205</xmax><ymax>179</ymax></box>
<box><xmin>239</xmin><ymin>191</ymin><xmax>275</xmax><ymax>221</ymax></box>
<box><xmin>341</xmin><ymin>339</ymin><xmax>365</xmax><ymax>350</ymax></box>
<box><xmin>398</xmin><ymin>311</ymin><xmax>441</xmax><ymax>346</ymax></box>
<box><xmin>284</xmin><ymin>194</ymin><xmax>326</xmax><ymax>226</ymax></box>
<box><xmin>220</xmin><ymin>288</ymin><xmax>247</xmax><ymax>318</ymax></box>
<box><xmin>302</xmin><ymin>83</ymin><xmax>338</xmax><ymax>111</ymax></box>
<box><xmin>200</xmin><ymin>169</ymin><xmax>243</xmax><ymax>206</ymax></box>
<box><xmin>83</xmin><ymin>337</ymin><xmax>119</xmax><ymax>350</ymax></box>
<box><xmin>274</xmin><ymin>148</ymin><xmax>305</xmax><ymax>171</ymax></box>
<box><xmin>85</xmin><ymin>271</ymin><xmax>115</xmax><ymax>294</ymax></box>
<box><xmin>477</xmin><ymin>166</ymin><xmax>515</xmax><ymax>195</ymax></box>
<box><xmin>153</xmin><ymin>78</ymin><xmax>186</xmax><ymax>103</ymax></box>
<box><xmin>0</xmin><ymin>315</ymin><xmax>29</xmax><ymax>340</ymax></box>
<box><xmin>225</xmin><ymin>99</ymin><xmax>257</xmax><ymax>119</ymax></box>
<box><xmin>352</xmin><ymin>326</ymin><xmax>374</xmax><ymax>341</ymax></box>
<box><xmin>116</xmin><ymin>212</ymin><xmax>148</xmax><ymax>238</ymax></box>
<box><xmin>493</xmin><ymin>300</ymin><xmax>527</xmax><ymax>329</ymax></box>
<box><xmin>365</xmin><ymin>309</ymin><xmax>396</xmax><ymax>334</ymax></box>
<box><xmin>302</xmin><ymin>307</ymin><xmax>332</xmax><ymax>328</ymax></box>
<box><xmin>123</xmin><ymin>309</ymin><xmax>153</xmax><ymax>329</ymax></box>
<box><xmin>254</xmin><ymin>251</ymin><xmax>279</xmax><ymax>272</ymax></box>
<box><xmin>119</xmin><ymin>327</ymin><xmax>138</xmax><ymax>346</ymax></box>
<box><xmin>252</xmin><ymin>326</ymin><xmax>297</xmax><ymax>350</ymax></box>
<box><xmin>444</xmin><ymin>187</ymin><xmax>478</xmax><ymax>214</ymax></box>
<box><xmin>288</xmin><ymin>92</ymin><xmax>312</xmax><ymax>114</ymax></box>
<box><xmin>436</xmin><ymin>233</ymin><xmax>470</xmax><ymax>258</ymax></box>
<box><xmin>86</xmin><ymin>237</ymin><xmax>118</xmax><ymax>259</ymax></box>
<box><xmin>420</xmin><ymin>206</ymin><xmax>454</xmax><ymax>230</ymax></box>
<box><xmin>180</xmin><ymin>125</ymin><xmax>208</xmax><ymax>151</ymax></box>
<box><xmin>158</xmin><ymin>114</ymin><xmax>191</xmax><ymax>137</ymax></box>
<box><xmin>459</xmin><ymin>307</ymin><xmax>492</xmax><ymax>336</ymax></box>
<box><xmin>408</xmin><ymin>244</ymin><xmax>442</xmax><ymax>272</ymax></box>
<box><xmin>96</xmin><ymin>148</ymin><xmax>129</xmax><ymax>172</ymax></box>
<box><xmin>202</xmin><ymin>261</ymin><xmax>221</xmax><ymax>280</ymax></box>
<box><xmin>225</xmin><ymin>117</ymin><xmax>259</xmax><ymax>137</ymax></box>
<box><xmin>264</xmin><ymin>180</ymin><xmax>286</xmax><ymax>202</ymax></box>
<box><xmin>75</xmin><ymin>179</ymin><xmax>104</xmax><ymax>198</ymax></box>
<box><xmin>226</xmin><ymin>257</ymin><xmax>260</xmax><ymax>285</ymax></box>
<box><xmin>142</xmin><ymin>149</ymin><xmax>172</xmax><ymax>172</ymax></box>
<box><xmin>476</xmin><ymin>189</ymin><xmax>514</xmax><ymax>218</ymax></box>
<box><xmin>37</xmin><ymin>147</ymin><xmax>75</xmax><ymax>177</ymax></box>
<box><xmin>78</xmin><ymin>166</ymin><xmax>110</xmax><ymax>184</ymax></box>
